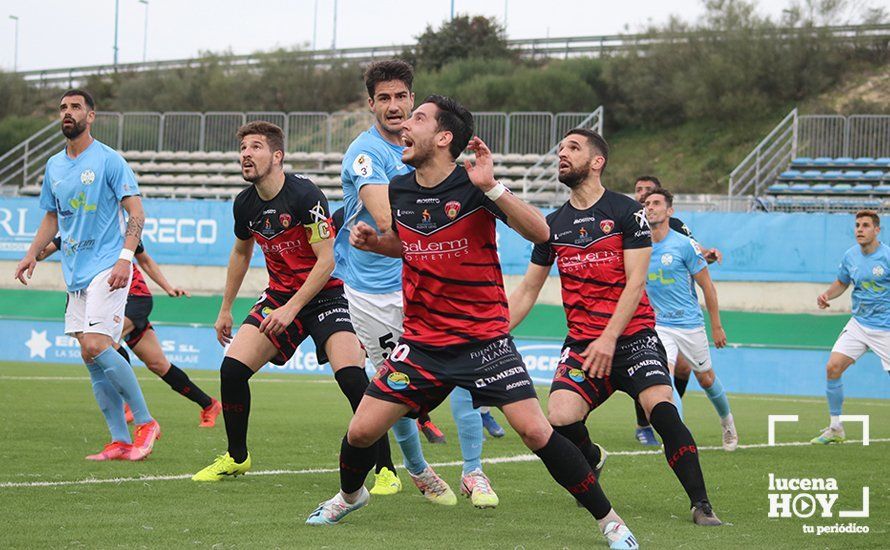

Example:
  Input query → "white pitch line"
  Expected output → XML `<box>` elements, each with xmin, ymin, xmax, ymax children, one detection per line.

<box><xmin>0</xmin><ymin>375</ymin><xmax>332</xmax><ymax>384</ymax></box>
<box><xmin>1</xmin><ymin>438</ymin><xmax>886</xmax><ymax>490</ymax></box>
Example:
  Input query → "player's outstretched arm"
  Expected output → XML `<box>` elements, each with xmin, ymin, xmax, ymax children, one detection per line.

<box><xmin>582</xmin><ymin>247</ymin><xmax>651</xmax><ymax>378</ymax></box>
<box><xmin>216</xmin><ymin>237</ymin><xmax>254</xmax><ymax>345</ymax></box>
<box><xmin>259</xmin><ymin>238</ymin><xmax>335</xmax><ymax>337</ymax></box>
<box><xmin>136</xmin><ymin>250</ymin><xmax>189</xmax><ymax>297</ymax></box>
<box><xmin>817</xmin><ymin>280</ymin><xmax>849</xmax><ymax>309</ymax></box>
<box><xmin>465</xmin><ymin>136</ymin><xmax>549</xmax><ymax>244</ymax></box>
<box><xmin>693</xmin><ymin>267</ymin><xmax>726</xmax><ymax>348</ymax></box>
<box><xmin>508</xmin><ymin>263</ymin><xmax>549</xmax><ymax>331</ymax></box>
<box><xmin>350</xmin><ymin>221</ymin><xmax>401</xmax><ymax>258</ymax></box>
<box><xmin>358</xmin><ymin>184</ymin><xmax>393</xmax><ymax>233</ymax></box>
<box><xmin>15</xmin><ymin>212</ymin><xmax>58</xmax><ymax>285</ymax></box>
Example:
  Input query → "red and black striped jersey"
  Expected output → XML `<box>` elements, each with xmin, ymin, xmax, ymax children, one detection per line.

<box><xmin>531</xmin><ymin>189</ymin><xmax>655</xmax><ymax>341</ymax></box>
<box><xmin>233</xmin><ymin>174</ymin><xmax>340</xmax><ymax>294</ymax></box>
<box><xmin>129</xmin><ymin>242</ymin><xmax>151</xmax><ymax>297</ymax></box>
<box><xmin>390</xmin><ymin>166</ymin><xmax>509</xmax><ymax>347</ymax></box>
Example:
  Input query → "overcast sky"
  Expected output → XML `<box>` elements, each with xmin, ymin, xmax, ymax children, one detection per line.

<box><xmin>0</xmin><ymin>0</ymin><xmax>813</xmax><ymax>72</ymax></box>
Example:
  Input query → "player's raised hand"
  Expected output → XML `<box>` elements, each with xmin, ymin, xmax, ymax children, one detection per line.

<box><xmin>14</xmin><ymin>255</ymin><xmax>36</xmax><ymax>285</ymax></box>
<box><xmin>108</xmin><ymin>259</ymin><xmax>131</xmax><ymax>290</ymax></box>
<box><xmin>215</xmin><ymin>310</ymin><xmax>234</xmax><ymax>346</ymax></box>
<box><xmin>705</xmin><ymin>248</ymin><xmax>723</xmax><ymax>264</ymax></box>
<box><xmin>167</xmin><ymin>287</ymin><xmax>190</xmax><ymax>298</ymax></box>
<box><xmin>464</xmin><ymin>137</ymin><xmax>497</xmax><ymax>192</ymax></box>
<box><xmin>259</xmin><ymin>305</ymin><xmax>297</xmax><ymax>337</ymax></box>
<box><xmin>712</xmin><ymin>325</ymin><xmax>727</xmax><ymax>348</ymax></box>
<box><xmin>350</xmin><ymin>221</ymin><xmax>379</xmax><ymax>251</ymax></box>
<box><xmin>580</xmin><ymin>335</ymin><xmax>616</xmax><ymax>378</ymax></box>
<box><xmin>817</xmin><ymin>293</ymin><xmax>831</xmax><ymax>309</ymax></box>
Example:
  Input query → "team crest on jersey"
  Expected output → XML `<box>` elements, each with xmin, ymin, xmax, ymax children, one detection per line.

<box><xmin>445</xmin><ymin>201</ymin><xmax>461</xmax><ymax>220</ymax></box>
<box><xmin>279</xmin><ymin>213</ymin><xmax>292</xmax><ymax>228</ymax></box>
<box><xmin>873</xmin><ymin>265</ymin><xmax>885</xmax><ymax>277</ymax></box>
<box><xmin>80</xmin><ymin>169</ymin><xmax>95</xmax><ymax>185</ymax></box>
<box><xmin>568</xmin><ymin>368</ymin><xmax>586</xmax><ymax>383</ymax></box>
<box><xmin>661</xmin><ymin>253</ymin><xmax>674</xmax><ymax>266</ymax></box>
<box><xmin>600</xmin><ymin>219</ymin><xmax>614</xmax><ymax>233</ymax></box>
<box><xmin>422</xmin><ymin>209</ymin><xmax>431</xmax><ymax>222</ymax></box>
<box><xmin>260</xmin><ymin>306</ymin><xmax>273</xmax><ymax>318</ymax></box>
<box><xmin>387</xmin><ymin>372</ymin><xmax>410</xmax><ymax>390</ymax></box>
<box><xmin>574</xmin><ymin>226</ymin><xmax>593</xmax><ymax>245</ymax></box>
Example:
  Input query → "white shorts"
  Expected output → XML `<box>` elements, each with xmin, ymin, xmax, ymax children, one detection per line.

<box><xmin>64</xmin><ymin>265</ymin><xmax>132</xmax><ymax>341</ymax></box>
<box><xmin>343</xmin><ymin>284</ymin><xmax>404</xmax><ymax>369</ymax></box>
<box><xmin>831</xmin><ymin>317</ymin><xmax>890</xmax><ymax>371</ymax></box>
<box><xmin>655</xmin><ymin>324</ymin><xmax>713</xmax><ymax>373</ymax></box>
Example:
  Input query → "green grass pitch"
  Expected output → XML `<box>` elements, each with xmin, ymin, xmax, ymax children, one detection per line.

<box><xmin>1</xmin><ymin>361</ymin><xmax>887</xmax><ymax>549</ymax></box>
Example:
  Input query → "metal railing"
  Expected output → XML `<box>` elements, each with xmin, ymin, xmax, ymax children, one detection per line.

<box><xmin>0</xmin><ymin>110</ymin><xmax>605</xmax><ymax>189</ymax></box>
<box><xmin>520</xmin><ymin>106</ymin><xmax>604</xmax><ymax>204</ymax></box>
<box><xmin>17</xmin><ymin>24</ymin><xmax>889</xmax><ymax>87</ymax></box>
<box><xmin>728</xmin><ymin>109</ymin><xmax>798</xmax><ymax>196</ymax></box>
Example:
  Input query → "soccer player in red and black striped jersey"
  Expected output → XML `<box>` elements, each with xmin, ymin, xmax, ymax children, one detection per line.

<box><xmin>509</xmin><ymin>129</ymin><xmax>722</xmax><ymax>526</ymax></box>
<box><xmin>306</xmin><ymin>96</ymin><xmax>639</xmax><ymax>549</ymax></box>
<box><xmin>192</xmin><ymin>121</ymin><xmax>390</xmax><ymax>482</ymax></box>
<box><xmin>37</xmin><ymin>238</ymin><xmax>222</xmax><ymax>427</ymax></box>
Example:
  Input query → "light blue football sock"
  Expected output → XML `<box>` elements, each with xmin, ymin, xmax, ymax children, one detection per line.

<box><xmin>392</xmin><ymin>416</ymin><xmax>428</xmax><ymax>475</ymax></box>
<box><xmin>826</xmin><ymin>378</ymin><xmax>844</xmax><ymax>417</ymax></box>
<box><xmin>93</xmin><ymin>346</ymin><xmax>152</xmax><ymax>425</ymax></box>
<box><xmin>450</xmin><ymin>388</ymin><xmax>483</xmax><ymax>475</ymax></box>
<box><xmin>703</xmin><ymin>376</ymin><xmax>731</xmax><ymax>419</ymax></box>
<box><xmin>86</xmin><ymin>362</ymin><xmax>131</xmax><ymax>444</ymax></box>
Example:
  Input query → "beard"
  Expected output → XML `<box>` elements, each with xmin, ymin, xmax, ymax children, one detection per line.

<box><xmin>242</xmin><ymin>162</ymin><xmax>271</xmax><ymax>183</ymax></box>
<box><xmin>557</xmin><ymin>164</ymin><xmax>589</xmax><ymax>189</ymax></box>
<box><xmin>61</xmin><ymin>118</ymin><xmax>87</xmax><ymax>139</ymax></box>
<box><xmin>404</xmin><ymin>137</ymin><xmax>435</xmax><ymax>169</ymax></box>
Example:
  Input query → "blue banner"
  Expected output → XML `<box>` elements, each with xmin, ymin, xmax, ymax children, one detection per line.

<box><xmin>0</xmin><ymin>196</ymin><xmax>862</xmax><ymax>282</ymax></box>
<box><xmin>3</xmin><ymin>318</ymin><xmax>888</xmax><ymax>399</ymax></box>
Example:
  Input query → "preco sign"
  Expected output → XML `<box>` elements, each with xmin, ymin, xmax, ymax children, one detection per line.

<box><xmin>142</xmin><ymin>217</ymin><xmax>217</xmax><ymax>245</ymax></box>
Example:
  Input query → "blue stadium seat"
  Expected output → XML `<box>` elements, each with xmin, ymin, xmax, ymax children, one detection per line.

<box><xmin>820</xmin><ymin>170</ymin><xmax>843</xmax><ymax>180</ymax></box>
<box><xmin>831</xmin><ymin>183</ymin><xmax>853</xmax><ymax>193</ymax></box>
<box><xmin>853</xmin><ymin>157</ymin><xmax>876</xmax><ymax>166</ymax></box>
<box><xmin>833</xmin><ymin>157</ymin><xmax>854</xmax><ymax>166</ymax></box>
<box><xmin>810</xmin><ymin>183</ymin><xmax>832</xmax><ymax>193</ymax></box>
<box><xmin>791</xmin><ymin>157</ymin><xmax>813</xmax><ymax>167</ymax></box>
<box><xmin>851</xmin><ymin>183</ymin><xmax>874</xmax><ymax>194</ymax></box>
<box><xmin>841</xmin><ymin>170</ymin><xmax>864</xmax><ymax>180</ymax></box>
<box><xmin>863</xmin><ymin>170</ymin><xmax>884</xmax><ymax>180</ymax></box>
<box><xmin>813</xmin><ymin>157</ymin><xmax>833</xmax><ymax>166</ymax></box>
<box><xmin>801</xmin><ymin>170</ymin><xmax>822</xmax><ymax>179</ymax></box>
<box><xmin>767</xmin><ymin>183</ymin><xmax>790</xmax><ymax>193</ymax></box>
<box><xmin>877</xmin><ymin>158</ymin><xmax>890</xmax><ymax>168</ymax></box>
<box><xmin>873</xmin><ymin>184</ymin><xmax>890</xmax><ymax>194</ymax></box>
<box><xmin>779</xmin><ymin>170</ymin><xmax>802</xmax><ymax>180</ymax></box>
<box><xmin>789</xmin><ymin>183</ymin><xmax>812</xmax><ymax>192</ymax></box>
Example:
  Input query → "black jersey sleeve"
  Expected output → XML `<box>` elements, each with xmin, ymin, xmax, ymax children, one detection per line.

<box><xmin>331</xmin><ymin>207</ymin><xmax>344</xmax><ymax>233</ymax></box>
<box><xmin>52</xmin><ymin>235</ymin><xmax>61</xmax><ymax>249</ymax></box>
<box><xmin>232</xmin><ymin>190</ymin><xmax>252</xmax><ymax>241</ymax></box>
<box><xmin>669</xmin><ymin>217</ymin><xmax>694</xmax><ymax>239</ymax></box>
<box><xmin>294</xmin><ymin>178</ymin><xmax>333</xmax><ymax>244</ymax></box>
<box><xmin>530</xmin><ymin>241</ymin><xmax>555</xmax><ymax>266</ymax></box>
<box><xmin>135</xmin><ymin>240</ymin><xmax>145</xmax><ymax>254</ymax></box>
<box><xmin>621</xmin><ymin>199</ymin><xmax>652</xmax><ymax>249</ymax></box>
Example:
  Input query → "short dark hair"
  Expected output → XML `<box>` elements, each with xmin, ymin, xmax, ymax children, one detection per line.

<box><xmin>364</xmin><ymin>60</ymin><xmax>414</xmax><ymax>98</ymax></box>
<box><xmin>236</xmin><ymin>121</ymin><xmax>285</xmax><ymax>160</ymax></box>
<box><xmin>636</xmin><ymin>175</ymin><xmax>662</xmax><ymax>188</ymax></box>
<box><xmin>644</xmin><ymin>187</ymin><xmax>674</xmax><ymax>207</ymax></box>
<box><xmin>856</xmin><ymin>209</ymin><xmax>880</xmax><ymax>227</ymax></box>
<box><xmin>61</xmin><ymin>89</ymin><xmax>95</xmax><ymax>110</ymax></box>
<box><xmin>421</xmin><ymin>95</ymin><xmax>474</xmax><ymax>159</ymax></box>
<box><xmin>564</xmin><ymin>128</ymin><xmax>609</xmax><ymax>174</ymax></box>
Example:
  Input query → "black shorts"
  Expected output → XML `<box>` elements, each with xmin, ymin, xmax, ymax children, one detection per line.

<box><xmin>365</xmin><ymin>335</ymin><xmax>538</xmax><ymax>418</ymax></box>
<box><xmin>242</xmin><ymin>287</ymin><xmax>354</xmax><ymax>365</ymax></box>
<box><xmin>550</xmin><ymin>328</ymin><xmax>671</xmax><ymax>410</ymax></box>
<box><xmin>123</xmin><ymin>295</ymin><xmax>153</xmax><ymax>347</ymax></box>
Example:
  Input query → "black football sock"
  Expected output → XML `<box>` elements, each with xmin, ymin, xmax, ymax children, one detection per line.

<box><xmin>553</xmin><ymin>422</ymin><xmax>602</xmax><ymax>471</ymax></box>
<box><xmin>634</xmin><ymin>400</ymin><xmax>650</xmax><ymax>427</ymax></box>
<box><xmin>649</xmin><ymin>401</ymin><xmax>708</xmax><ymax>506</ymax></box>
<box><xmin>115</xmin><ymin>345</ymin><xmax>131</xmax><ymax>364</ymax></box>
<box><xmin>340</xmin><ymin>434</ymin><xmax>377</xmax><ymax>494</ymax></box>
<box><xmin>220</xmin><ymin>357</ymin><xmax>254</xmax><ymax>463</ymax></box>
<box><xmin>533</xmin><ymin>431</ymin><xmax>612</xmax><ymax>519</ymax></box>
<box><xmin>675</xmin><ymin>374</ymin><xmax>690</xmax><ymax>398</ymax></box>
<box><xmin>334</xmin><ymin>367</ymin><xmax>396</xmax><ymax>474</ymax></box>
<box><xmin>161</xmin><ymin>364</ymin><xmax>213</xmax><ymax>409</ymax></box>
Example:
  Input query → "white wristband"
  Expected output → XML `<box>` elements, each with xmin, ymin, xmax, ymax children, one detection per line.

<box><xmin>118</xmin><ymin>248</ymin><xmax>134</xmax><ymax>262</ymax></box>
<box><xmin>484</xmin><ymin>181</ymin><xmax>507</xmax><ymax>201</ymax></box>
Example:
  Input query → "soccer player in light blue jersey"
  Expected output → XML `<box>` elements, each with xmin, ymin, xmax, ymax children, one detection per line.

<box><xmin>812</xmin><ymin>209</ymin><xmax>890</xmax><ymax>444</ymax></box>
<box><xmin>14</xmin><ymin>89</ymin><xmax>159</xmax><ymax>461</ymax></box>
<box><xmin>333</xmin><ymin>60</ymin><xmax>498</xmax><ymax>507</ymax></box>
<box><xmin>643</xmin><ymin>188</ymin><xmax>738</xmax><ymax>451</ymax></box>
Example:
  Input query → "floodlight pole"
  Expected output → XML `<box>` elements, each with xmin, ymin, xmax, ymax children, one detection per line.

<box><xmin>331</xmin><ymin>0</ymin><xmax>337</xmax><ymax>50</ymax></box>
<box><xmin>139</xmin><ymin>0</ymin><xmax>148</xmax><ymax>63</ymax></box>
<box><xmin>9</xmin><ymin>15</ymin><xmax>18</xmax><ymax>72</ymax></box>
<box><xmin>113</xmin><ymin>0</ymin><xmax>120</xmax><ymax>68</ymax></box>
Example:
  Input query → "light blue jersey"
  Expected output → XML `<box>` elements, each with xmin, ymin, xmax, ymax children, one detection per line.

<box><xmin>837</xmin><ymin>242</ymin><xmax>890</xmax><ymax>330</ymax></box>
<box><xmin>647</xmin><ymin>229</ymin><xmax>708</xmax><ymax>328</ymax></box>
<box><xmin>333</xmin><ymin>125</ymin><xmax>411</xmax><ymax>294</ymax></box>
<box><xmin>38</xmin><ymin>139</ymin><xmax>139</xmax><ymax>291</ymax></box>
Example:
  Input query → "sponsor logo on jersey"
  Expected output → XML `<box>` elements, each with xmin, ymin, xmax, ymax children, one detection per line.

<box><xmin>422</xmin><ymin>209</ymin><xmax>431</xmax><ymax>222</ymax></box>
<box><xmin>600</xmin><ymin>219</ymin><xmax>614</xmax><ymax>233</ymax></box>
<box><xmin>386</xmin><ymin>371</ymin><xmax>410</xmax><ymax>390</ymax></box>
<box><xmin>574</xmin><ymin>216</ymin><xmax>596</xmax><ymax>224</ymax></box>
<box><xmin>279</xmin><ymin>213</ymin><xmax>292</xmax><ymax>228</ymax></box>
<box><xmin>416</xmin><ymin>197</ymin><xmax>440</xmax><ymax>204</ymax></box>
<box><xmin>445</xmin><ymin>201</ymin><xmax>461</xmax><ymax>220</ymax></box>
<box><xmin>352</xmin><ymin>153</ymin><xmax>373</xmax><ymax>178</ymax></box>
<box><xmin>402</xmin><ymin>237</ymin><xmax>470</xmax><ymax>260</ymax></box>
<box><xmin>80</xmin><ymin>169</ymin><xmax>95</xmax><ymax>185</ymax></box>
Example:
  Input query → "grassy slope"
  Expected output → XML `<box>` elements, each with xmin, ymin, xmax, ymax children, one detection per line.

<box><xmin>0</xmin><ymin>362</ymin><xmax>887</xmax><ymax>549</ymax></box>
